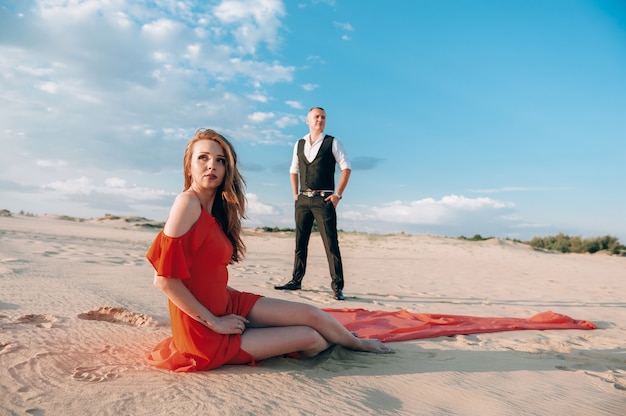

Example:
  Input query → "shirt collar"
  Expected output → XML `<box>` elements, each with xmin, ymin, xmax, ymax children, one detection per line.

<box><xmin>308</xmin><ymin>131</ymin><xmax>325</xmax><ymax>144</ymax></box>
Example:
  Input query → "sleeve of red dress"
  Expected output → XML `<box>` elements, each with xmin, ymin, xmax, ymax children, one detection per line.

<box><xmin>146</xmin><ymin>232</ymin><xmax>192</xmax><ymax>279</ymax></box>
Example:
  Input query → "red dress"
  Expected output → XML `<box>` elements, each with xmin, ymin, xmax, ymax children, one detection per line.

<box><xmin>146</xmin><ymin>209</ymin><xmax>262</xmax><ymax>372</ymax></box>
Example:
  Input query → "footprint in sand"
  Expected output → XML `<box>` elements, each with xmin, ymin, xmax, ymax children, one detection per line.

<box><xmin>71</xmin><ymin>365</ymin><xmax>125</xmax><ymax>382</ymax></box>
<box><xmin>72</xmin><ymin>308</ymin><xmax>154</xmax><ymax>383</ymax></box>
<box><xmin>15</xmin><ymin>314</ymin><xmax>60</xmax><ymax>329</ymax></box>
<box><xmin>556</xmin><ymin>351</ymin><xmax>626</xmax><ymax>391</ymax></box>
<box><xmin>0</xmin><ymin>341</ymin><xmax>24</xmax><ymax>355</ymax></box>
<box><xmin>77</xmin><ymin>306</ymin><xmax>156</xmax><ymax>326</ymax></box>
<box><xmin>0</xmin><ymin>314</ymin><xmax>60</xmax><ymax>330</ymax></box>
<box><xmin>0</xmin><ymin>257</ymin><xmax>29</xmax><ymax>275</ymax></box>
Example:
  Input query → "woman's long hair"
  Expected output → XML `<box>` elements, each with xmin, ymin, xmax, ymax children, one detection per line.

<box><xmin>183</xmin><ymin>129</ymin><xmax>247</xmax><ymax>263</ymax></box>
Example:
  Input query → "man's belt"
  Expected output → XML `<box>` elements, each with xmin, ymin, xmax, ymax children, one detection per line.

<box><xmin>300</xmin><ymin>190</ymin><xmax>333</xmax><ymax>198</ymax></box>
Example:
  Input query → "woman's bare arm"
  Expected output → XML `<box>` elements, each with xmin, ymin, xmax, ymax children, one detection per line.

<box><xmin>153</xmin><ymin>274</ymin><xmax>247</xmax><ymax>334</ymax></box>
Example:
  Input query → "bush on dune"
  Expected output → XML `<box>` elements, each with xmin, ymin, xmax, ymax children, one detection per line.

<box><xmin>457</xmin><ymin>232</ymin><xmax>625</xmax><ymax>255</ymax></box>
<box><xmin>459</xmin><ymin>234</ymin><xmax>493</xmax><ymax>241</ymax></box>
<box><xmin>527</xmin><ymin>233</ymin><xmax>625</xmax><ymax>255</ymax></box>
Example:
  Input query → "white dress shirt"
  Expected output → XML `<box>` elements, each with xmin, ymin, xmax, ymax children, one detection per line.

<box><xmin>289</xmin><ymin>132</ymin><xmax>351</xmax><ymax>175</ymax></box>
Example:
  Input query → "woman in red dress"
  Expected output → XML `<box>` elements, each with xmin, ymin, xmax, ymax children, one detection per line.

<box><xmin>146</xmin><ymin>129</ymin><xmax>392</xmax><ymax>372</ymax></box>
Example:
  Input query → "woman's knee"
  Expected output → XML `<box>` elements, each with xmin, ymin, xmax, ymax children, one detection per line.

<box><xmin>299</xmin><ymin>303</ymin><xmax>326</xmax><ymax>324</ymax></box>
<box><xmin>300</xmin><ymin>327</ymin><xmax>329</xmax><ymax>354</ymax></box>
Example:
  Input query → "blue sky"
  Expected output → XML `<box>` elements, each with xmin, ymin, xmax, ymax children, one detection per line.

<box><xmin>1</xmin><ymin>0</ymin><xmax>625</xmax><ymax>242</ymax></box>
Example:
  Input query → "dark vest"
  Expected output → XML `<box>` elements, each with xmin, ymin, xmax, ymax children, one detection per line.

<box><xmin>298</xmin><ymin>135</ymin><xmax>336</xmax><ymax>191</ymax></box>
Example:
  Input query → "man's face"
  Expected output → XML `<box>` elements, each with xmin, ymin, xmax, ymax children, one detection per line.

<box><xmin>307</xmin><ymin>108</ymin><xmax>326</xmax><ymax>131</ymax></box>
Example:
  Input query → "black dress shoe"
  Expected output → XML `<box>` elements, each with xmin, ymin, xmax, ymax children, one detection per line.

<box><xmin>274</xmin><ymin>280</ymin><xmax>302</xmax><ymax>290</ymax></box>
<box><xmin>334</xmin><ymin>289</ymin><xmax>345</xmax><ymax>300</ymax></box>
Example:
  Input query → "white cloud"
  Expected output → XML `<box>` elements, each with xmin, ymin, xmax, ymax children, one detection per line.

<box><xmin>333</xmin><ymin>21</ymin><xmax>354</xmax><ymax>31</ymax></box>
<box><xmin>213</xmin><ymin>0</ymin><xmax>286</xmax><ymax>53</ymax></box>
<box><xmin>2</xmin><ymin>130</ymin><xmax>26</xmax><ymax>138</ymax></box>
<box><xmin>275</xmin><ymin>115</ymin><xmax>299</xmax><ymax>128</ymax></box>
<box><xmin>45</xmin><ymin>175</ymin><xmax>172</xmax><ymax>201</ymax></box>
<box><xmin>36</xmin><ymin>81</ymin><xmax>58</xmax><ymax>94</ymax></box>
<box><xmin>37</xmin><ymin>159</ymin><xmax>67</xmax><ymax>168</ymax></box>
<box><xmin>285</xmin><ymin>100</ymin><xmax>303</xmax><ymax>109</ymax></box>
<box><xmin>104</xmin><ymin>177</ymin><xmax>127</xmax><ymax>188</ymax></box>
<box><xmin>112</xmin><ymin>11</ymin><xmax>132</xmax><ymax>29</ymax></box>
<box><xmin>468</xmin><ymin>186</ymin><xmax>573</xmax><ymax>193</ymax></box>
<box><xmin>141</xmin><ymin>18</ymin><xmax>180</xmax><ymax>39</ymax></box>
<box><xmin>302</xmin><ymin>83</ymin><xmax>319</xmax><ymax>91</ymax></box>
<box><xmin>246</xmin><ymin>192</ymin><xmax>277</xmax><ymax>215</ymax></box>
<box><xmin>46</xmin><ymin>176</ymin><xmax>94</xmax><ymax>195</ymax></box>
<box><xmin>16</xmin><ymin>64</ymin><xmax>53</xmax><ymax>76</ymax></box>
<box><xmin>227</xmin><ymin>58</ymin><xmax>294</xmax><ymax>83</ymax></box>
<box><xmin>248</xmin><ymin>112</ymin><xmax>275</xmax><ymax>122</ymax></box>
<box><xmin>185</xmin><ymin>43</ymin><xmax>202</xmax><ymax>59</ymax></box>
<box><xmin>248</xmin><ymin>93</ymin><xmax>268</xmax><ymax>102</ymax></box>
<box><xmin>39</xmin><ymin>0</ymin><xmax>103</xmax><ymax>20</ymax></box>
<box><xmin>343</xmin><ymin>194</ymin><xmax>515</xmax><ymax>225</ymax></box>
<box><xmin>0</xmin><ymin>0</ymin><xmax>295</xmax><ymax>184</ymax></box>
<box><xmin>312</xmin><ymin>0</ymin><xmax>336</xmax><ymax>6</ymax></box>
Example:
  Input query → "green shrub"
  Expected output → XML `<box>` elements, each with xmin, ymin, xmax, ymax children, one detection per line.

<box><xmin>459</xmin><ymin>234</ymin><xmax>493</xmax><ymax>241</ymax></box>
<box><xmin>527</xmin><ymin>233</ymin><xmax>625</xmax><ymax>255</ymax></box>
<box><xmin>256</xmin><ymin>226</ymin><xmax>295</xmax><ymax>233</ymax></box>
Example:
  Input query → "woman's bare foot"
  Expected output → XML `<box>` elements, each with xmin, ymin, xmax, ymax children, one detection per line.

<box><xmin>354</xmin><ymin>338</ymin><xmax>394</xmax><ymax>354</ymax></box>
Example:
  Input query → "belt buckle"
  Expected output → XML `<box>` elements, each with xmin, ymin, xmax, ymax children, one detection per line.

<box><xmin>302</xmin><ymin>190</ymin><xmax>330</xmax><ymax>197</ymax></box>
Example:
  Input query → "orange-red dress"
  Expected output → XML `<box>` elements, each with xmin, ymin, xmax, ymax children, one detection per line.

<box><xmin>145</xmin><ymin>209</ymin><xmax>262</xmax><ymax>372</ymax></box>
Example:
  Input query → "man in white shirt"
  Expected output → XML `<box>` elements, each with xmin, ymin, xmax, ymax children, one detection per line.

<box><xmin>275</xmin><ymin>107</ymin><xmax>351</xmax><ymax>300</ymax></box>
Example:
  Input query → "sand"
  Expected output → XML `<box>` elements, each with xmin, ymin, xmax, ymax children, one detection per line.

<box><xmin>0</xmin><ymin>214</ymin><xmax>624</xmax><ymax>415</ymax></box>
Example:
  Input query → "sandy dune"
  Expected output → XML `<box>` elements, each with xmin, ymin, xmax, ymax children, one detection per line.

<box><xmin>0</xmin><ymin>214</ymin><xmax>624</xmax><ymax>415</ymax></box>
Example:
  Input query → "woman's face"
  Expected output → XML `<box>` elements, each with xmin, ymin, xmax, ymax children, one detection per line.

<box><xmin>190</xmin><ymin>139</ymin><xmax>226</xmax><ymax>191</ymax></box>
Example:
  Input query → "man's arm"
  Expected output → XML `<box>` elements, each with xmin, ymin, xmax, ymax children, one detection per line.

<box><xmin>327</xmin><ymin>168</ymin><xmax>351</xmax><ymax>207</ymax></box>
<box><xmin>335</xmin><ymin>168</ymin><xmax>351</xmax><ymax>197</ymax></box>
<box><xmin>291</xmin><ymin>173</ymin><xmax>299</xmax><ymax>200</ymax></box>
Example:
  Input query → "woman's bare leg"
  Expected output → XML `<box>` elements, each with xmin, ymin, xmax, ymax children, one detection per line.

<box><xmin>245</xmin><ymin>298</ymin><xmax>393</xmax><ymax>355</ymax></box>
<box><xmin>240</xmin><ymin>326</ymin><xmax>330</xmax><ymax>361</ymax></box>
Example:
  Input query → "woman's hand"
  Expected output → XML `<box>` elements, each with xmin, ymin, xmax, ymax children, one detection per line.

<box><xmin>203</xmin><ymin>313</ymin><xmax>249</xmax><ymax>335</ymax></box>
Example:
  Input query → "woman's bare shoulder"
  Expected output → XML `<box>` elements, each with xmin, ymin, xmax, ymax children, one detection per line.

<box><xmin>164</xmin><ymin>191</ymin><xmax>201</xmax><ymax>237</ymax></box>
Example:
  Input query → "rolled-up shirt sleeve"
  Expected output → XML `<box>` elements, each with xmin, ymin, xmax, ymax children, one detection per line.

<box><xmin>289</xmin><ymin>142</ymin><xmax>300</xmax><ymax>175</ymax></box>
<box><xmin>333</xmin><ymin>138</ymin><xmax>351</xmax><ymax>171</ymax></box>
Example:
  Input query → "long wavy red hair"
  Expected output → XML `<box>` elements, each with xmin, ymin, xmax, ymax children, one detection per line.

<box><xmin>182</xmin><ymin>129</ymin><xmax>247</xmax><ymax>262</ymax></box>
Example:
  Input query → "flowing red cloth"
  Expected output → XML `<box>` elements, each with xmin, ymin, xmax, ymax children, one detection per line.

<box><xmin>324</xmin><ymin>308</ymin><xmax>596</xmax><ymax>342</ymax></box>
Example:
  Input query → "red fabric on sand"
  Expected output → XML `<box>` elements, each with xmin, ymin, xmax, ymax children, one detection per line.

<box><xmin>324</xmin><ymin>308</ymin><xmax>596</xmax><ymax>342</ymax></box>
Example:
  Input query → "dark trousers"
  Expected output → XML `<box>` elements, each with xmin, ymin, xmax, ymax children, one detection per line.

<box><xmin>292</xmin><ymin>194</ymin><xmax>344</xmax><ymax>291</ymax></box>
